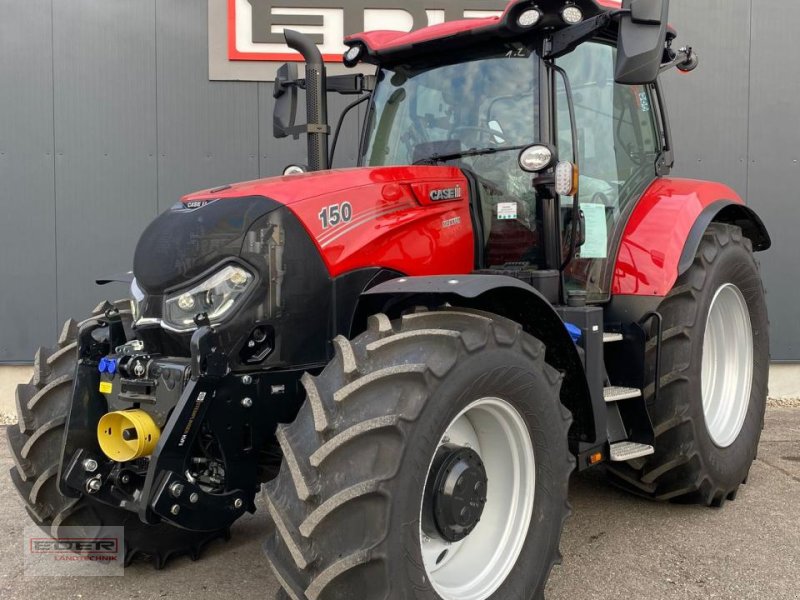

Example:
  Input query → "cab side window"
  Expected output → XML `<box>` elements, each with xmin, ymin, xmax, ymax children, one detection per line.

<box><xmin>557</xmin><ymin>41</ymin><xmax>661</xmax><ymax>299</ymax></box>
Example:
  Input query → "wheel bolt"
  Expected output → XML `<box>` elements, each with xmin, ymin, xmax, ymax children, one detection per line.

<box><xmin>83</xmin><ymin>458</ymin><xmax>98</xmax><ymax>472</ymax></box>
<box><xmin>242</xmin><ymin>375</ymin><xmax>253</xmax><ymax>385</ymax></box>
<box><xmin>241</xmin><ymin>397</ymin><xmax>253</xmax><ymax>408</ymax></box>
<box><xmin>170</xmin><ymin>504</ymin><xmax>181</xmax><ymax>516</ymax></box>
<box><xmin>189</xmin><ymin>492</ymin><xmax>199</xmax><ymax>504</ymax></box>
<box><xmin>234</xmin><ymin>498</ymin><xmax>244</xmax><ymax>509</ymax></box>
<box><xmin>169</xmin><ymin>482</ymin><xmax>184</xmax><ymax>498</ymax></box>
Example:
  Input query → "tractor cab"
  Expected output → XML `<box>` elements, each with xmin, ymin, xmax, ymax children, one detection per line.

<box><xmin>274</xmin><ymin>0</ymin><xmax>696</xmax><ymax>303</ymax></box>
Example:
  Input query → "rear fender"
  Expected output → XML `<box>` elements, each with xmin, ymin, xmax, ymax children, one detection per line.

<box><xmin>356</xmin><ymin>275</ymin><xmax>598</xmax><ymax>450</ymax></box>
<box><xmin>678</xmin><ymin>201</ymin><xmax>771</xmax><ymax>274</ymax></box>
<box><xmin>613</xmin><ymin>178</ymin><xmax>771</xmax><ymax>296</ymax></box>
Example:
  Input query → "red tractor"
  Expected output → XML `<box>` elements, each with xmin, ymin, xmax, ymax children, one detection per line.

<box><xmin>8</xmin><ymin>0</ymin><xmax>771</xmax><ymax>598</ymax></box>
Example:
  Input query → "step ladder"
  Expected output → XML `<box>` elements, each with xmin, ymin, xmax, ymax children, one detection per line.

<box><xmin>603</xmin><ymin>385</ymin><xmax>641</xmax><ymax>402</ymax></box>
<box><xmin>609</xmin><ymin>440</ymin><xmax>655</xmax><ymax>461</ymax></box>
<box><xmin>602</xmin><ymin>330</ymin><xmax>654</xmax><ymax>462</ymax></box>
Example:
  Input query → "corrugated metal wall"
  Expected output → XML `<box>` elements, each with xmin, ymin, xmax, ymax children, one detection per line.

<box><xmin>661</xmin><ymin>0</ymin><xmax>800</xmax><ymax>360</ymax></box>
<box><xmin>0</xmin><ymin>0</ymin><xmax>797</xmax><ymax>361</ymax></box>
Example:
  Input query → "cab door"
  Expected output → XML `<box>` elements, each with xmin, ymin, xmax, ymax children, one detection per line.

<box><xmin>556</xmin><ymin>41</ymin><xmax>662</xmax><ymax>301</ymax></box>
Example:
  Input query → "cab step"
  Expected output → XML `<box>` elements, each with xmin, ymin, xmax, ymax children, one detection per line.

<box><xmin>603</xmin><ymin>386</ymin><xmax>642</xmax><ymax>402</ymax></box>
<box><xmin>603</xmin><ymin>332</ymin><xmax>623</xmax><ymax>343</ymax></box>
<box><xmin>609</xmin><ymin>441</ymin><xmax>655</xmax><ymax>462</ymax></box>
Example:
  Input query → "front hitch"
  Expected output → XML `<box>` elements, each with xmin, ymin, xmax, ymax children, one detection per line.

<box><xmin>60</xmin><ymin>321</ymin><xmax>279</xmax><ymax>531</ymax></box>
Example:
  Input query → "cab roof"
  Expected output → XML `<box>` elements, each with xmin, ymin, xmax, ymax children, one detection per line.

<box><xmin>345</xmin><ymin>0</ymin><xmax>673</xmax><ymax>66</ymax></box>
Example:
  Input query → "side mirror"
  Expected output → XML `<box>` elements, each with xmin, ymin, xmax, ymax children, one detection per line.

<box><xmin>615</xmin><ymin>0</ymin><xmax>669</xmax><ymax>85</ymax></box>
<box><xmin>273</xmin><ymin>62</ymin><xmax>299</xmax><ymax>139</ymax></box>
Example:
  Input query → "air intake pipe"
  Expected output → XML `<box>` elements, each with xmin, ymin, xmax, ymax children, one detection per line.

<box><xmin>284</xmin><ymin>30</ymin><xmax>329</xmax><ymax>171</ymax></box>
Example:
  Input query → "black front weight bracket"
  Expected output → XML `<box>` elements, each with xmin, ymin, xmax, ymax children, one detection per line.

<box><xmin>61</xmin><ymin>319</ymin><xmax>272</xmax><ymax>531</ymax></box>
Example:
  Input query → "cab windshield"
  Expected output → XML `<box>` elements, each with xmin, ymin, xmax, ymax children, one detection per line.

<box><xmin>361</xmin><ymin>51</ymin><xmax>543</xmax><ymax>266</ymax></box>
<box><xmin>362</xmin><ymin>51</ymin><xmax>539</xmax><ymax>167</ymax></box>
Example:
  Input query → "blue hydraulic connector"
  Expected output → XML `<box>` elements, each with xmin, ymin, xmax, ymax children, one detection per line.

<box><xmin>564</xmin><ymin>323</ymin><xmax>582</xmax><ymax>344</ymax></box>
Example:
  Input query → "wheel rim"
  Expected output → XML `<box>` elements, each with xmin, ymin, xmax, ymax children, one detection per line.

<box><xmin>419</xmin><ymin>397</ymin><xmax>535</xmax><ymax>600</ymax></box>
<box><xmin>701</xmin><ymin>283</ymin><xmax>754</xmax><ymax>448</ymax></box>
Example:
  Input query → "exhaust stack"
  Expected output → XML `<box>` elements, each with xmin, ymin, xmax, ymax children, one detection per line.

<box><xmin>284</xmin><ymin>30</ymin><xmax>329</xmax><ymax>171</ymax></box>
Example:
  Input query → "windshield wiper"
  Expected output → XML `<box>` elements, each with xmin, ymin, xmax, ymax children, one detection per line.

<box><xmin>413</xmin><ymin>144</ymin><xmax>528</xmax><ymax>165</ymax></box>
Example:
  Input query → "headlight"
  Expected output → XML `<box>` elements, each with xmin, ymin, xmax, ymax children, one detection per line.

<box><xmin>163</xmin><ymin>265</ymin><xmax>254</xmax><ymax>331</ymax></box>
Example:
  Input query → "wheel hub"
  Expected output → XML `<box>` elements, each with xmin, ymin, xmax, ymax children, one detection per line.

<box><xmin>424</xmin><ymin>445</ymin><xmax>488</xmax><ymax>543</ymax></box>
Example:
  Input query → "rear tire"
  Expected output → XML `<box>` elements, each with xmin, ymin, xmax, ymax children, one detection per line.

<box><xmin>264</xmin><ymin>308</ymin><xmax>573</xmax><ymax>600</ymax></box>
<box><xmin>6</xmin><ymin>300</ymin><xmax>229</xmax><ymax>568</ymax></box>
<box><xmin>607</xmin><ymin>224</ymin><xmax>769</xmax><ymax>505</ymax></box>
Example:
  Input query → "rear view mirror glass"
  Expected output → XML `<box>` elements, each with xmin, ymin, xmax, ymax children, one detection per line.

<box><xmin>273</xmin><ymin>63</ymin><xmax>299</xmax><ymax>138</ymax></box>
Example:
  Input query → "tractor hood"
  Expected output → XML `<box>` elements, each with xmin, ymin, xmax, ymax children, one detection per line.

<box><xmin>171</xmin><ymin>165</ymin><xmax>475</xmax><ymax>279</ymax></box>
<box><xmin>131</xmin><ymin>164</ymin><xmax>474</xmax><ymax>368</ymax></box>
<box><xmin>133</xmin><ymin>165</ymin><xmax>473</xmax><ymax>294</ymax></box>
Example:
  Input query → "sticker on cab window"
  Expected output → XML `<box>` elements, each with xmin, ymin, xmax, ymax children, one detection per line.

<box><xmin>639</xmin><ymin>91</ymin><xmax>651</xmax><ymax>112</ymax></box>
<box><xmin>497</xmin><ymin>202</ymin><xmax>518</xmax><ymax>220</ymax></box>
<box><xmin>579</xmin><ymin>203</ymin><xmax>608</xmax><ymax>259</ymax></box>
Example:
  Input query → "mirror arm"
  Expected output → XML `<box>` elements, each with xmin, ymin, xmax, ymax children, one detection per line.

<box><xmin>328</xmin><ymin>93</ymin><xmax>371</xmax><ymax>168</ymax></box>
<box><xmin>659</xmin><ymin>45</ymin><xmax>698</xmax><ymax>73</ymax></box>
<box><xmin>545</xmin><ymin>10</ymin><xmax>628</xmax><ymax>59</ymax></box>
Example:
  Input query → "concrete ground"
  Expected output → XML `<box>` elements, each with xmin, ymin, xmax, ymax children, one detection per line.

<box><xmin>0</xmin><ymin>407</ymin><xmax>797</xmax><ymax>600</ymax></box>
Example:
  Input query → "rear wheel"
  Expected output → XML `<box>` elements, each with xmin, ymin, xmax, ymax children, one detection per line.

<box><xmin>265</xmin><ymin>308</ymin><xmax>573</xmax><ymax>600</ymax></box>
<box><xmin>6</xmin><ymin>301</ymin><xmax>229</xmax><ymax>568</ymax></box>
<box><xmin>607</xmin><ymin>224</ymin><xmax>769</xmax><ymax>505</ymax></box>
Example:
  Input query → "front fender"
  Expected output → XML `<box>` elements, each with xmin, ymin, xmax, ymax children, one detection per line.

<box><xmin>612</xmin><ymin>178</ymin><xmax>771</xmax><ymax>296</ymax></box>
<box><xmin>356</xmin><ymin>275</ymin><xmax>599</xmax><ymax>451</ymax></box>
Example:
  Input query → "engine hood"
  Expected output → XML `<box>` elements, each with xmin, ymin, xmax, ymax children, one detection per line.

<box><xmin>135</xmin><ymin>164</ymin><xmax>474</xmax><ymax>299</ymax></box>
<box><xmin>177</xmin><ymin>165</ymin><xmax>475</xmax><ymax>279</ymax></box>
<box><xmin>131</xmin><ymin>164</ymin><xmax>475</xmax><ymax>369</ymax></box>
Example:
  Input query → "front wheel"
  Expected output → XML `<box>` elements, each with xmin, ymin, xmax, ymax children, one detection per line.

<box><xmin>264</xmin><ymin>308</ymin><xmax>573</xmax><ymax>600</ymax></box>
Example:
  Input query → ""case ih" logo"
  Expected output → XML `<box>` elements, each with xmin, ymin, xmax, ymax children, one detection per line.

<box><xmin>429</xmin><ymin>186</ymin><xmax>463</xmax><ymax>201</ymax></box>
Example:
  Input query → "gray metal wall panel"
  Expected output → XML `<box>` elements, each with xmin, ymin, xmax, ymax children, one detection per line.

<box><xmin>52</xmin><ymin>0</ymin><xmax>158</xmax><ymax>325</ymax></box>
<box><xmin>0</xmin><ymin>0</ymin><xmax>58</xmax><ymax>360</ymax></box>
<box><xmin>662</xmin><ymin>0</ymin><xmax>751</xmax><ymax>199</ymax></box>
<box><xmin>747</xmin><ymin>0</ymin><xmax>800</xmax><ymax>360</ymax></box>
<box><xmin>2</xmin><ymin>0</ymin><xmax>799</xmax><ymax>361</ymax></box>
<box><xmin>156</xmin><ymin>0</ymin><xmax>259</xmax><ymax>211</ymax></box>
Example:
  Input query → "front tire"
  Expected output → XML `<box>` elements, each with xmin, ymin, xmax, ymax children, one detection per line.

<box><xmin>265</xmin><ymin>308</ymin><xmax>573</xmax><ymax>599</ymax></box>
<box><xmin>607</xmin><ymin>224</ymin><xmax>769</xmax><ymax>505</ymax></box>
